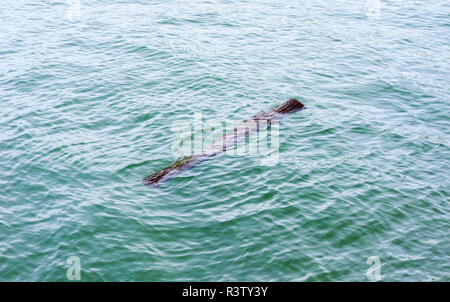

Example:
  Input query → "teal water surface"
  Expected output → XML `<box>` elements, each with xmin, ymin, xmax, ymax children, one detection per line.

<box><xmin>0</xmin><ymin>0</ymin><xmax>449</xmax><ymax>281</ymax></box>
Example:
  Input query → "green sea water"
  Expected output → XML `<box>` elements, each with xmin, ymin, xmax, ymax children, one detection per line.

<box><xmin>0</xmin><ymin>0</ymin><xmax>449</xmax><ymax>281</ymax></box>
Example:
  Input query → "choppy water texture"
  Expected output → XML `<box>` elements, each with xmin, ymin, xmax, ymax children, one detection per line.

<box><xmin>1</xmin><ymin>0</ymin><xmax>449</xmax><ymax>281</ymax></box>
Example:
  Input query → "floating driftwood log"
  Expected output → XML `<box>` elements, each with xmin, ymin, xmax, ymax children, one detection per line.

<box><xmin>142</xmin><ymin>99</ymin><xmax>305</xmax><ymax>187</ymax></box>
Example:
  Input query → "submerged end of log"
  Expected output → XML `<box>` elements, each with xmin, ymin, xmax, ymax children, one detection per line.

<box><xmin>142</xmin><ymin>154</ymin><xmax>211</xmax><ymax>187</ymax></box>
<box><xmin>142</xmin><ymin>155</ymin><xmax>196</xmax><ymax>186</ymax></box>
